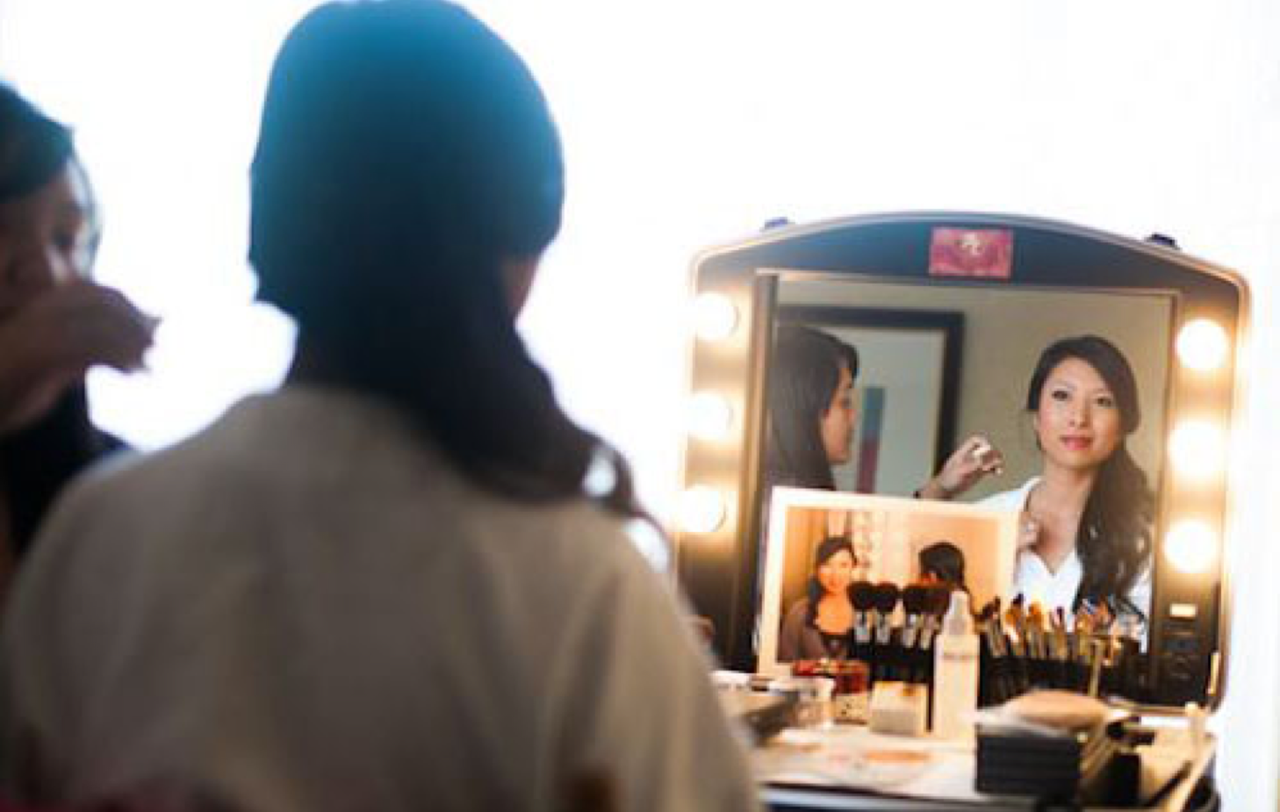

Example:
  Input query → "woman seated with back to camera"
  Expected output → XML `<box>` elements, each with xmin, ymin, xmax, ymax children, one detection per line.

<box><xmin>0</xmin><ymin>85</ymin><xmax>154</xmax><ymax>587</ymax></box>
<box><xmin>0</xmin><ymin>3</ymin><xmax>758</xmax><ymax>810</ymax></box>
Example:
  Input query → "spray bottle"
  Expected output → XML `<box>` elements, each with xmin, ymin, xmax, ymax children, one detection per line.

<box><xmin>933</xmin><ymin>590</ymin><xmax>979</xmax><ymax>739</ymax></box>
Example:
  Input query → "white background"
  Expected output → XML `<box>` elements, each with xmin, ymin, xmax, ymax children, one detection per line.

<box><xmin>3</xmin><ymin>1</ymin><xmax>1278</xmax><ymax>808</ymax></box>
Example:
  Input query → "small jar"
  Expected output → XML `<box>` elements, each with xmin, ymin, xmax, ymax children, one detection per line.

<box><xmin>710</xmin><ymin>670</ymin><xmax>753</xmax><ymax>693</ymax></box>
<box><xmin>769</xmin><ymin>676</ymin><xmax>835</xmax><ymax>729</ymax></box>
<box><xmin>830</xmin><ymin>660</ymin><xmax>871</xmax><ymax>724</ymax></box>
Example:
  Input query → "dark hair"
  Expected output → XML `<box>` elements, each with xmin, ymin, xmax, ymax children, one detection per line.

<box><xmin>0</xmin><ymin>84</ymin><xmax>111</xmax><ymax>559</ymax></box>
<box><xmin>1026</xmin><ymin>335</ymin><xmax>1153</xmax><ymax>616</ymax></box>
<box><xmin>918</xmin><ymin>540</ymin><xmax>966</xmax><ymax>588</ymax></box>
<box><xmin>803</xmin><ymin>535</ymin><xmax>855</xmax><ymax>628</ymax></box>
<box><xmin>766</xmin><ymin>324</ymin><xmax>859</xmax><ymax>490</ymax></box>
<box><xmin>0</xmin><ymin>84</ymin><xmax>99</xmax><ymax>250</ymax></box>
<box><xmin>249</xmin><ymin>0</ymin><xmax>642</xmax><ymax>518</ymax></box>
<box><xmin>0</xmin><ymin>84</ymin><xmax>72</xmax><ymax>202</ymax></box>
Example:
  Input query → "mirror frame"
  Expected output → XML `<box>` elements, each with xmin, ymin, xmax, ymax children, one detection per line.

<box><xmin>676</xmin><ymin>211</ymin><xmax>1247</xmax><ymax>711</ymax></box>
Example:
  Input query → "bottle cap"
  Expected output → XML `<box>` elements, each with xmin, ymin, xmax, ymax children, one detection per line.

<box><xmin>943</xmin><ymin>590</ymin><xmax>973</xmax><ymax>635</ymax></box>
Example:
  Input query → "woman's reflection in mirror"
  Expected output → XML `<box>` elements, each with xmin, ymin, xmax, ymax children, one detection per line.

<box><xmin>918</xmin><ymin>540</ymin><xmax>968</xmax><ymax>594</ymax></box>
<box><xmin>976</xmin><ymin>336</ymin><xmax>1153</xmax><ymax>627</ymax></box>
<box><xmin>765</xmin><ymin>324</ymin><xmax>859</xmax><ymax>491</ymax></box>
<box><xmin>765</xmin><ymin>323</ymin><xmax>1002</xmax><ymax>497</ymax></box>
<box><xmin>778</xmin><ymin>535</ymin><xmax>857</xmax><ymax>662</ymax></box>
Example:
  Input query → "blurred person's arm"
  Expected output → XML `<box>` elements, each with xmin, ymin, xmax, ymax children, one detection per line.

<box><xmin>0</xmin><ymin>281</ymin><xmax>155</xmax><ymax>436</ymax></box>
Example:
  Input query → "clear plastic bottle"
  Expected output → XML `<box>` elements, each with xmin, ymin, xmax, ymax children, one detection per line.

<box><xmin>933</xmin><ymin>590</ymin><xmax>979</xmax><ymax>739</ymax></box>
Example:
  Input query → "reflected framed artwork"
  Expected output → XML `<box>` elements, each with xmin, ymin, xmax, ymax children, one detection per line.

<box><xmin>777</xmin><ymin>306</ymin><xmax>963</xmax><ymax>498</ymax></box>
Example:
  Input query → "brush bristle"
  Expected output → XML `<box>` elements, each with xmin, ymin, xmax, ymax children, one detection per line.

<box><xmin>902</xmin><ymin>584</ymin><xmax>930</xmax><ymax>615</ymax></box>
<box><xmin>872</xmin><ymin>581</ymin><xmax>900</xmax><ymax>613</ymax></box>
<box><xmin>926</xmin><ymin>585</ymin><xmax>952</xmax><ymax>615</ymax></box>
<box><xmin>850</xmin><ymin>581</ymin><xmax>877</xmax><ymax>611</ymax></box>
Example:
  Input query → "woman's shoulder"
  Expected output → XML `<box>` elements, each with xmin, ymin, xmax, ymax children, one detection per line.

<box><xmin>978</xmin><ymin>476</ymin><xmax>1040</xmax><ymax>510</ymax></box>
<box><xmin>781</xmin><ymin>596</ymin><xmax>811</xmax><ymax>625</ymax></box>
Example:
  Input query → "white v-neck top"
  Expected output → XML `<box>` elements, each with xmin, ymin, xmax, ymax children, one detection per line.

<box><xmin>980</xmin><ymin>477</ymin><xmax>1150</xmax><ymax>625</ymax></box>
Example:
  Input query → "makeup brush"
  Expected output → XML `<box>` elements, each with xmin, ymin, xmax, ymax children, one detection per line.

<box><xmin>850</xmin><ymin>581</ymin><xmax>877</xmax><ymax>645</ymax></box>
<box><xmin>871</xmin><ymin>582</ymin><xmax>901</xmax><ymax>645</ymax></box>
<box><xmin>1004</xmin><ymin>599</ymin><xmax>1027</xmax><ymax>658</ymax></box>
<box><xmin>987</xmin><ymin>596</ymin><xmax>1006</xmax><ymax>656</ymax></box>
<box><xmin>900</xmin><ymin>584</ymin><xmax>930</xmax><ymax>649</ymax></box>
<box><xmin>1052</xmin><ymin>607</ymin><xmax>1070</xmax><ymax>662</ymax></box>
<box><xmin>920</xmin><ymin>584</ymin><xmax>952</xmax><ymax>650</ymax></box>
<box><xmin>1027</xmin><ymin>601</ymin><xmax>1047</xmax><ymax>660</ymax></box>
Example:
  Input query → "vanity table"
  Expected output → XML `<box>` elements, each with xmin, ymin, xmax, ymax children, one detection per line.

<box><xmin>676</xmin><ymin>212</ymin><xmax>1245</xmax><ymax>812</ymax></box>
<box><xmin>756</xmin><ymin>724</ymin><xmax>1215</xmax><ymax>811</ymax></box>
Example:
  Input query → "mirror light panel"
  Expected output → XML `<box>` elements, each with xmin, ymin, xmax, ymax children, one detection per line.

<box><xmin>1169</xmin><ymin>421</ymin><xmax>1227</xmax><ymax>481</ymax></box>
<box><xmin>677</xmin><ymin>485</ymin><xmax>727</xmax><ymax>534</ymax></box>
<box><xmin>687</xmin><ymin>391</ymin><xmax>735</xmax><ymax>441</ymax></box>
<box><xmin>1177</xmin><ymin>319</ymin><xmax>1229</xmax><ymax>372</ymax></box>
<box><xmin>1164</xmin><ymin>519</ymin><xmax>1219</xmax><ymax>575</ymax></box>
<box><xmin>692</xmin><ymin>293</ymin><xmax>739</xmax><ymax>342</ymax></box>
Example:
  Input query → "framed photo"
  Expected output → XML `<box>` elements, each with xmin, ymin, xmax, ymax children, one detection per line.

<box><xmin>777</xmin><ymin>306</ymin><xmax>963</xmax><ymax>498</ymax></box>
<box><xmin>757</xmin><ymin>487</ymin><xmax>1018</xmax><ymax>675</ymax></box>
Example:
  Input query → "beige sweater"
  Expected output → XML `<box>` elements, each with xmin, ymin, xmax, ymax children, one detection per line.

<box><xmin>0</xmin><ymin>386</ymin><xmax>759</xmax><ymax>812</ymax></box>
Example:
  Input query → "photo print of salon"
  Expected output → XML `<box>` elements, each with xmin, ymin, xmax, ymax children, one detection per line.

<box><xmin>3</xmin><ymin>2</ymin><xmax>1278</xmax><ymax>811</ymax></box>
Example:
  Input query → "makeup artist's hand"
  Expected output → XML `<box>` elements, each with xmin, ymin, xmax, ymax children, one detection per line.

<box><xmin>916</xmin><ymin>434</ymin><xmax>1005</xmax><ymax>500</ymax></box>
<box><xmin>0</xmin><ymin>280</ymin><xmax>157</xmax><ymax>436</ymax></box>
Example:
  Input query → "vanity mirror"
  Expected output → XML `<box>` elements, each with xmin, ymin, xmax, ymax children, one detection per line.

<box><xmin>676</xmin><ymin>212</ymin><xmax>1246</xmax><ymax>711</ymax></box>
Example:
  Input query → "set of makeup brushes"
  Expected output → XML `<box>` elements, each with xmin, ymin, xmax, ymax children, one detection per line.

<box><xmin>846</xmin><ymin>581</ymin><xmax>952</xmax><ymax>685</ymax></box>
<box><xmin>802</xmin><ymin>585</ymin><xmax>1144</xmax><ymax>706</ymax></box>
<box><xmin>974</xmin><ymin>595</ymin><xmax>1143</xmax><ymax>705</ymax></box>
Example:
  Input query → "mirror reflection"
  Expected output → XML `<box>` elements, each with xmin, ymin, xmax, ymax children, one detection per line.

<box><xmin>764</xmin><ymin>276</ymin><xmax>1174</xmax><ymax>633</ymax></box>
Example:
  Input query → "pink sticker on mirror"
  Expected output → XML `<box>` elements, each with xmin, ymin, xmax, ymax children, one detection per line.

<box><xmin>928</xmin><ymin>227</ymin><xmax>1014</xmax><ymax>279</ymax></box>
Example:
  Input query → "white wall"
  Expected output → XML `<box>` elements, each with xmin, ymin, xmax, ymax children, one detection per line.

<box><xmin>3</xmin><ymin>1</ymin><xmax>1279</xmax><ymax>808</ymax></box>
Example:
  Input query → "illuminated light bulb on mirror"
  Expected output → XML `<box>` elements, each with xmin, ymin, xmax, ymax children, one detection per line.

<box><xmin>677</xmin><ymin>485</ymin><xmax>727</xmax><ymax>535</ymax></box>
<box><xmin>1164</xmin><ymin>520</ymin><xmax>1218</xmax><ymax>575</ymax></box>
<box><xmin>1169</xmin><ymin>421</ymin><xmax>1226</xmax><ymax>481</ymax></box>
<box><xmin>687</xmin><ymin>392</ymin><xmax>734</xmax><ymax>440</ymax></box>
<box><xmin>1176</xmin><ymin>319</ymin><xmax>1229</xmax><ymax>372</ymax></box>
<box><xmin>692</xmin><ymin>293</ymin><xmax>738</xmax><ymax>342</ymax></box>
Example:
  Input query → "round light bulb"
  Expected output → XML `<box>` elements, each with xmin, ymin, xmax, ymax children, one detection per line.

<box><xmin>1169</xmin><ymin>421</ymin><xmax>1226</xmax><ymax>481</ymax></box>
<box><xmin>1164</xmin><ymin>520</ymin><xmax>1218</xmax><ymax>575</ymax></box>
<box><xmin>687</xmin><ymin>392</ymin><xmax>734</xmax><ymax>440</ymax></box>
<box><xmin>677</xmin><ymin>486</ymin><xmax>727</xmax><ymax>534</ymax></box>
<box><xmin>693</xmin><ymin>293</ymin><xmax>738</xmax><ymax>342</ymax></box>
<box><xmin>1177</xmin><ymin>319</ymin><xmax>1229</xmax><ymax>372</ymax></box>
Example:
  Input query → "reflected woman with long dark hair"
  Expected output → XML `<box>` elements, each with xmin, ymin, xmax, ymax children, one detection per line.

<box><xmin>0</xmin><ymin>3</ymin><xmax>757</xmax><ymax>809</ymax></box>
<box><xmin>981</xmin><ymin>335</ymin><xmax>1153</xmax><ymax>624</ymax></box>
<box><xmin>765</xmin><ymin>324</ymin><xmax>859</xmax><ymax>491</ymax></box>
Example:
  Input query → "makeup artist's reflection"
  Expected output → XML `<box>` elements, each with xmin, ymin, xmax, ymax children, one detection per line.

<box><xmin>917</xmin><ymin>540</ymin><xmax>968</xmax><ymax>595</ymax></box>
<box><xmin>778</xmin><ymin>536</ymin><xmax>856</xmax><ymax>662</ymax></box>
<box><xmin>765</xmin><ymin>324</ymin><xmax>1004</xmax><ymax>497</ymax></box>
